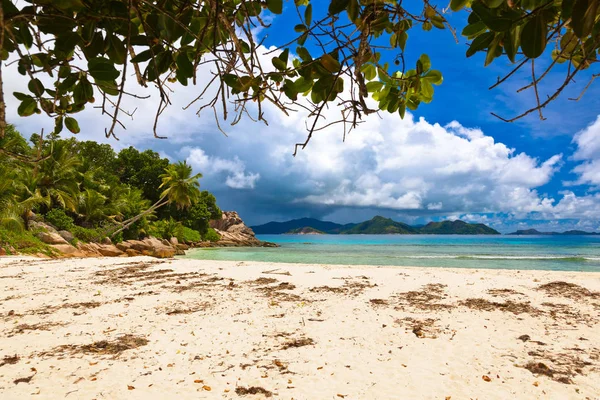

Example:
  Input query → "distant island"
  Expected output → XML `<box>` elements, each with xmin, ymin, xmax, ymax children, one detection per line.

<box><xmin>508</xmin><ymin>229</ymin><xmax>600</xmax><ymax>235</ymax></box>
<box><xmin>252</xmin><ymin>216</ymin><xmax>500</xmax><ymax>235</ymax></box>
<box><xmin>285</xmin><ymin>227</ymin><xmax>325</xmax><ymax>235</ymax></box>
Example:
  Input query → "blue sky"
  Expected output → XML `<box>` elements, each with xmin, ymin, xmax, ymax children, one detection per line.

<box><xmin>6</xmin><ymin>2</ymin><xmax>600</xmax><ymax>233</ymax></box>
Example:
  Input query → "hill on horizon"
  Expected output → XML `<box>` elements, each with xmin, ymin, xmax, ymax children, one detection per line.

<box><xmin>508</xmin><ymin>229</ymin><xmax>599</xmax><ymax>235</ymax></box>
<box><xmin>251</xmin><ymin>216</ymin><xmax>500</xmax><ymax>235</ymax></box>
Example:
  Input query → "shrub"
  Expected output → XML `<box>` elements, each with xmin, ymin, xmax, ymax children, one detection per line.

<box><xmin>203</xmin><ymin>228</ymin><xmax>221</xmax><ymax>242</ymax></box>
<box><xmin>71</xmin><ymin>226</ymin><xmax>105</xmax><ymax>243</ymax></box>
<box><xmin>44</xmin><ymin>209</ymin><xmax>74</xmax><ymax>231</ymax></box>
<box><xmin>148</xmin><ymin>218</ymin><xmax>183</xmax><ymax>240</ymax></box>
<box><xmin>0</xmin><ymin>228</ymin><xmax>56</xmax><ymax>256</ymax></box>
<box><xmin>181</xmin><ymin>227</ymin><xmax>201</xmax><ymax>243</ymax></box>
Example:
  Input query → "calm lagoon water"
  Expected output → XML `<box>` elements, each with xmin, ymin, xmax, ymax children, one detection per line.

<box><xmin>183</xmin><ymin>235</ymin><xmax>600</xmax><ymax>272</ymax></box>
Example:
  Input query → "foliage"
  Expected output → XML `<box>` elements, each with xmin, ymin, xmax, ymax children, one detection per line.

<box><xmin>44</xmin><ymin>208</ymin><xmax>75</xmax><ymax>231</ymax></box>
<box><xmin>203</xmin><ymin>228</ymin><xmax>221</xmax><ymax>242</ymax></box>
<box><xmin>0</xmin><ymin>126</ymin><xmax>221</xmax><ymax>248</ymax></box>
<box><xmin>1</xmin><ymin>0</ymin><xmax>598</xmax><ymax>153</ymax></box>
<box><xmin>167</xmin><ymin>191</ymin><xmax>221</xmax><ymax>235</ymax></box>
<box><xmin>115</xmin><ymin>148</ymin><xmax>170</xmax><ymax>204</ymax></box>
<box><xmin>0</xmin><ymin>228</ymin><xmax>56</xmax><ymax>256</ymax></box>
<box><xmin>342</xmin><ymin>216</ymin><xmax>419</xmax><ymax>234</ymax></box>
<box><xmin>71</xmin><ymin>226</ymin><xmax>106</xmax><ymax>243</ymax></box>
<box><xmin>159</xmin><ymin>161</ymin><xmax>202</xmax><ymax>210</ymax></box>
<box><xmin>148</xmin><ymin>218</ymin><xmax>184</xmax><ymax>240</ymax></box>
<box><xmin>182</xmin><ymin>227</ymin><xmax>201</xmax><ymax>243</ymax></box>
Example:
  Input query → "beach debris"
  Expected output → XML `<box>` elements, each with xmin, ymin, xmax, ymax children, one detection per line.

<box><xmin>487</xmin><ymin>288</ymin><xmax>525</xmax><ymax>297</ymax></box>
<box><xmin>47</xmin><ymin>334</ymin><xmax>148</xmax><ymax>357</ymax></box>
<box><xmin>281</xmin><ymin>337</ymin><xmax>315</xmax><ymax>350</ymax></box>
<box><xmin>482</xmin><ymin>375</ymin><xmax>492</xmax><ymax>382</ymax></box>
<box><xmin>14</xmin><ymin>368</ymin><xmax>37</xmax><ymax>385</ymax></box>
<box><xmin>310</xmin><ymin>279</ymin><xmax>376</xmax><ymax>296</ymax></box>
<box><xmin>262</xmin><ymin>269</ymin><xmax>291</xmax><ymax>276</ymax></box>
<box><xmin>235</xmin><ymin>386</ymin><xmax>273</xmax><ymax>397</ymax></box>
<box><xmin>518</xmin><ymin>335</ymin><xmax>531</xmax><ymax>342</ymax></box>
<box><xmin>394</xmin><ymin>284</ymin><xmax>452</xmax><ymax>311</ymax></box>
<box><xmin>127</xmin><ymin>385</ymin><xmax>135</xmax><ymax>390</ymax></box>
<box><xmin>10</xmin><ymin>322</ymin><xmax>65</xmax><ymax>335</ymax></box>
<box><xmin>459</xmin><ymin>298</ymin><xmax>540</xmax><ymax>315</ymax></box>
<box><xmin>537</xmin><ymin>281</ymin><xmax>599</xmax><ymax>300</ymax></box>
<box><xmin>247</xmin><ymin>277</ymin><xmax>278</xmax><ymax>285</ymax></box>
<box><xmin>0</xmin><ymin>354</ymin><xmax>19</xmax><ymax>367</ymax></box>
<box><xmin>369</xmin><ymin>298</ymin><xmax>388</xmax><ymax>306</ymax></box>
<box><xmin>202</xmin><ymin>385</ymin><xmax>212</xmax><ymax>391</ymax></box>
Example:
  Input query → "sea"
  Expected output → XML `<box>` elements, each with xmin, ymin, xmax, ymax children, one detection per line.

<box><xmin>183</xmin><ymin>234</ymin><xmax>600</xmax><ymax>272</ymax></box>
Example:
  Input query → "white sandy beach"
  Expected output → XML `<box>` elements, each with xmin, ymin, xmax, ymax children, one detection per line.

<box><xmin>1</xmin><ymin>256</ymin><xmax>599</xmax><ymax>399</ymax></box>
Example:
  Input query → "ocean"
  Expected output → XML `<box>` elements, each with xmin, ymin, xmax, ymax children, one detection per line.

<box><xmin>183</xmin><ymin>234</ymin><xmax>600</xmax><ymax>272</ymax></box>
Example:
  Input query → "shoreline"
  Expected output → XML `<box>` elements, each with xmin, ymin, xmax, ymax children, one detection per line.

<box><xmin>1</xmin><ymin>257</ymin><xmax>599</xmax><ymax>399</ymax></box>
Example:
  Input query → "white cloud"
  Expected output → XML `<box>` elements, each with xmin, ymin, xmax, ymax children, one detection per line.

<box><xmin>570</xmin><ymin>115</ymin><xmax>600</xmax><ymax>187</ymax></box>
<box><xmin>186</xmin><ymin>148</ymin><xmax>259</xmax><ymax>189</ymax></box>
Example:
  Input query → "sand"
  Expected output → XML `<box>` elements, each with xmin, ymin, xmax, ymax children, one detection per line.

<box><xmin>0</xmin><ymin>256</ymin><xmax>599</xmax><ymax>399</ymax></box>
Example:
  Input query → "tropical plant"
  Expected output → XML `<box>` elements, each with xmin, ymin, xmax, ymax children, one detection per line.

<box><xmin>1</xmin><ymin>1</ymin><xmax>598</xmax><ymax>155</ymax></box>
<box><xmin>44</xmin><ymin>208</ymin><xmax>75</xmax><ymax>231</ymax></box>
<box><xmin>110</xmin><ymin>161</ymin><xmax>202</xmax><ymax>236</ymax></box>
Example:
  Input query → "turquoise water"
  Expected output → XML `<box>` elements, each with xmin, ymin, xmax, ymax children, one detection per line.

<box><xmin>183</xmin><ymin>235</ymin><xmax>600</xmax><ymax>272</ymax></box>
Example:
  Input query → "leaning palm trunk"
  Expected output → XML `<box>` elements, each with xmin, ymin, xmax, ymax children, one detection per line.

<box><xmin>109</xmin><ymin>197</ymin><xmax>169</xmax><ymax>238</ymax></box>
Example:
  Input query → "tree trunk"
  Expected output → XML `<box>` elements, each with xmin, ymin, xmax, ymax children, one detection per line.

<box><xmin>109</xmin><ymin>198</ymin><xmax>168</xmax><ymax>237</ymax></box>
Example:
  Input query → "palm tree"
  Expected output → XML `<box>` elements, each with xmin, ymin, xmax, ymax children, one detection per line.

<box><xmin>76</xmin><ymin>189</ymin><xmax>109</xmax><ymax>226</ymax></box>
<box><xmin>35</xmin><ymin>140</ymin><xmax>81</xmax><ymax>212</ymax></box>
<box><xmin>110</xmin><ymin>161</ymin><xmax>201</xmax><ymax>237</ymax></box>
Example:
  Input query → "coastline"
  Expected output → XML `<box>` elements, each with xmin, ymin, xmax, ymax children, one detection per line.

<box><xmin>1</xmin><ymin>256</ymin><xmax>599</xmax><ymax>399</ymax></box>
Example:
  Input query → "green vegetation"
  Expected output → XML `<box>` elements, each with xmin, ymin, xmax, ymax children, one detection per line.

<box><xmin>0</xmin><ymin>125</ymin><xmax>222</xmax><ymax>254</ymax></box>
<box><xmin>253</xmin><ymin>216</ymin><xmax>500</xmax><ymax>235</ymax></box>
<box><xmin>286</xmin><ymin>227</ymin><xmax>326</xmax><ymax>234</ymax></box>
<box><xmin>0</xmin><ymin>229</ymin><xmax>56</xmax><ymax>257</ymax></box>
<box><xmin>418</xmin><ymin>220</ymin><xmax>500</xmax><ymax>235</ymax></box>
<box><xmin>0</xmin><ymin>1</ymin><xmax>596</xmax><ymax>154</ymax></box>
<box><xmin>342</xmin><ymin>216</ymin><xmax>419</xmax><ymax>235</ymax></box>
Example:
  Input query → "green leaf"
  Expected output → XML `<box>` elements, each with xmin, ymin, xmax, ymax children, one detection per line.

<box><xmin>462</xmin><ymin>21</ymin><xmax>488</xmax><ymax>38</ymax></box>
<box><xmin>18</xmin><ymin>98</ymin><xmax>37</xmax><ymax>117</ymax></box>
<box><xmin>297</xmin><ymin>46</ymin><xmax>312</xmax><ymax>61</ymax></box>
<box><xmin>266</xmin><ymin>0</ymin><xmax>283</xmax><ymax>14</ymax></box>
<box><xmin>131</xmin><ymin>49</ymin><xmax>153</xmax><ymax>63</ymax></box>
<box><xmin>431</xmin><ymin>15</ymin><xmax>446</xmax><ymax>29</ymax></box>
<box><xmin>13</xmin><ymin>92</ymin><xmax>32</xmax><ymax>101</ymax></box>
<box><xmin>54</xmin><ymin>115</ymin><xmax>64</xmax><ymax>135</ymax></box>
<box><xmin>504</xmin><ymin>28</ymin><xmax>519</xmax><ymax>63</ymax></box>
<box><xmin>419</xmin><ymin>54</ymin><xmax>431</xmax><ymax>72</ymax></box>
<box><xmin>423</xmin><ymin>70</ymin><xmax>443</xmax><ymax>85</ymax></box>
<box><xmin>466</xmin><ymin>31</ymin><xmax>494</xmax><ymax>57</ymax></box>
<box><xmin>450</xmin><ymin>0</ymin><xmax>469</xmax><ymax>11</ymax></box>
<box><xmin>398</xmin><ymin>102</ymin><xmax>406</xmax><ymax>119</ymax></box>
<box><xmin>472</xmin><ymin>2</ymin><xmax>513</xmax><ymax>32</ymax></box>
<box><xmin>305</xmin><ymin>4</ymin><xmax>313</xmax><ymax>26</ymax></box>
<box><xmin>366</xmin><ymin>81</ymin><xmax>384</xmax><ymax>92</ymax></box>
<box><xmin>65</xmin><ymin>117</ymin><xmax>80</xmax><ymax>134</ymax></box>
<box><xmin>272</xmin><ymin>57</ymin><xmax>287</xmax><ymax>71</ymax></box>
<box><xmin>321</xmin><ymin>54</ymin><xmax>341</xmax><ymax>73</ymax></box>
<box><xmin>176</xmin><ymin>52</ymin><xmax>194</xmax><ymax>79</ymax></box>
<box><xmin>88</xmin><ymin>57</ymin><xmax>120</xmax><ymax>81</ymax></box>
<box><xmin>28</xmin><ymin>79</ymin><xmax>45</xmax><ymax>97</ymax></box>
<box><xmin>520</xmin><ymin>14</ymin><xmax>547</xmax><ymax>58</ymax></box>
<box><xmin>362</xmin><ymin>64</ymin><xmax>377</xmax><ymax>80</ymax></box>
<box><xmin>295</xmin><ymin>24</ymin><xmax>308</xmax><ymax>32</ymax></box>
<box><xmin>329</xmin><ymin>0</ymin><xmax>350</xmax><ymax>15</ymax></box>
<box><xmin>347</xmin><ymin>0</ymin><xmax>359</xmax><ymax>22</ymax></box>
<box><xmin>107</xmin><ymin>35</ymin><xmax>126</xmax><ymax>65</ymax></box>
<box><xmin>571</xmin><ymin>0</ymin><xmax>599</xmax><ymax>38</ymax></box>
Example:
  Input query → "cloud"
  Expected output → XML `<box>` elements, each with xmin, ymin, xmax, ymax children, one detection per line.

<box><xmin>5</xmin><ymin>42</ymin><xmax>600</xmax><ymax>229</ymax></box>
<box><xmin>186</xmin><ymin>148</ymin><xmax>260</xmax><ymax>189</ymax></box>
<box><xmin>570</xmin><ymin>116</ymin><xmax>600</xmax><ymax>187</ymax></box>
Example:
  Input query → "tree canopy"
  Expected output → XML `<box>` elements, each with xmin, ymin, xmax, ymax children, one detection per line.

<box><xmin>0</xmin><ymin>0</ymin><xmax>598</xmax><ymax>154</ymax></box>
